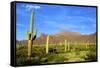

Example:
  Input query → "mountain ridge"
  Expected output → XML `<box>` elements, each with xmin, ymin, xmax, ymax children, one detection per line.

<box><xmin>16</xmin><ymin>31</ymin><xmax>96</xmax><ymax>46</ymax></box>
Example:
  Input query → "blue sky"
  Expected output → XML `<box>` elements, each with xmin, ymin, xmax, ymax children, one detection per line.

<box><xmin>16</xmin><ymin>3</ymin><xmax>96</xmax><ymax>40</ymax></box>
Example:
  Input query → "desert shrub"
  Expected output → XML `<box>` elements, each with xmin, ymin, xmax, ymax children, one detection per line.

<box><xmin>31</xmin><ymin>46</ymin><xmax>46</xmax><ymax>57</ymax></box>
<box><xmin>88</xmin><ymin>45</ymin><xmax>96</xmax><ymax>52</ymax></box>
<box><xmin>16</xmin><ymin>57</ymin><xmax>28</xmax><ymax>65</ymax></box>
<box><xmin>16</xmin><ymin>42</ymin><xmax>96</xmax><ymax>65</ymax></box>
<box><xmin>16</xmin><ymin>45</ymin><xmax>27</xmax><ymax>50</ymax></box>
<box><xmin>16</xmin><ymin>57</ymin><xmax>41</xmax><ymax>65</ymax></box>
<box><xmin>40</xmin><ymin>57</ymin><xmax>48</xmax><ymax>64</ymax></box>
<box><xmin>48</xmin><ymin>48</ymin><xmax>57</xmax><ymax>54</ymax></box>
<box><xmin>84</xmin><ymin>51</ymin><xmax>97</xmax><ymax>61</ymax></box>
<box><xmin>46</xmin><ymin>53</ymin><xmax>66</xmax><ymax>63</ymax></box>
<box><xmin>16</xmin><ymin>49</ymin><xmax>27</xmax><ymax>58</ymax></box>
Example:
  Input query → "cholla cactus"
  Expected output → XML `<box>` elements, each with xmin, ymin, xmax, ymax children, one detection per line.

<box><xmin>46</xmin><ymin>35</ymin><xmax>49</xmax><ymax>54</ymax></box>
<box><xmin>26</xmin><ymin>10</ymin><xmax>38</xmax><ymax>59</ymax></box>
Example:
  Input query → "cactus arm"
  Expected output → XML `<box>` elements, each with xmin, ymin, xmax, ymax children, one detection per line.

<box><xmin>26</xmin><ymin>31</ymin><xmax>29</xmax><ymax>40</ymax></box>
<box><xmin>33</xmin><ymin>28</ymin><xmax>38</xmax><ymax>37</ymax></box>
<box><xmin>32</xmin><ymin>35</ymin><xmax>36</xmax><ymax>40</ymax></box>
<box><xmin>34</xmin><ymin>28</ymin><xmax>38</xmax><ymax>36</ymax></box>
<box><xmin>32</xmin><ymin>28</ymin><xmax>38</xmax><ymax>40</ymax></box>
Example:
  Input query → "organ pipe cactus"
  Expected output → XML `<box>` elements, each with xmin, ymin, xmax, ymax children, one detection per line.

<box><xmin>46</xmin><ymin>35</ymin><xmax>49</xmax><ymax>54</ymax></box>
<box><xmin>26</xmin><ymin>10</ymin><xmax>38</xmax><ymax>59</ymax></box>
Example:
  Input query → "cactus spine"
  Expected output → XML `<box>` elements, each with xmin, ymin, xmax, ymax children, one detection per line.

<box><xmin>46</xmin><ymin>35</ymin><xmax>49</xmax><ymax>54</ymax></box>
<box><xmin>26</xmin><ymin>10</ymin><xmax>37</xmax><ymax>59</ymax></box>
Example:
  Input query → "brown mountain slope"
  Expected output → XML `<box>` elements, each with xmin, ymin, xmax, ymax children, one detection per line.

<box><xmin>17</xmin><ymin>31</ymin><xmax>96</xmax><ymax>45</ymax></box>
<box><xmin>33</xmin><ymin>31</ymin><xmax>96</xmax><ymax>45</ymax></box>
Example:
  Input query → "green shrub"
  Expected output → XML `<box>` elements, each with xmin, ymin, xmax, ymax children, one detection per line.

<box><xmin>16</xmin><ymin>57</ymin><xmax>41</xmax><ymax>65</ymax></box>
<box><xmin>84</xmin><ymin>51</ymin><xmax>96</xmax><ymax>61</ymax></box>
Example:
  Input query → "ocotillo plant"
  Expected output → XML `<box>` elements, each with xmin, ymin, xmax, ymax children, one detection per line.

<box><xmin>46</xmin><ymin>35</ymin><xmax>49</xmax><ymax>54</ymax></box>
<box><xmin>26</xmin><ymin>10</ymin><xmax>38</xmax><ymax>59</ymax></box>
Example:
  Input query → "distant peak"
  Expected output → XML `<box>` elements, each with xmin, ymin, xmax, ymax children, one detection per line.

<box><xmin>56</xmin><ymin>31</ymin><xmax>81</xmax><ymax>36</ymax></box>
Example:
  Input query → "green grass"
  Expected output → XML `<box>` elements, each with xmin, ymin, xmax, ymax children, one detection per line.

<box><xmin>16</xmin><ymin>42</ymin><xmax>97</xmax><ymax>65</ymax></box>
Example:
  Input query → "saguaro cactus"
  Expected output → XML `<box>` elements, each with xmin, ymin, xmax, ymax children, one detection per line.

<box><xmin>64</xmin><ymin>40</ymin><xmax>67</xmax><ymax>52</ymax></box>
<box><xmin>26</xmin><ymin>10</ymin><xmax>38</xmax><ymax>59</ymax></box>
<box><xmin>86</xmin><ymin>42</ymin><xmax>88</xmax><ymax>49</ymax></box>
<box><xmin>67</xmin><ymin>41</ymin><xmax>70</xmax><ymax>51</ymax></box>
<box><xmin>46</xmin><ymin>35</ymin><xmax>49</xmax><ymax>54</ymax></box>
<box><xmin>59</xmin><ymin>42</ymin><xmax>62</xmax><ymax>46</ymax></box>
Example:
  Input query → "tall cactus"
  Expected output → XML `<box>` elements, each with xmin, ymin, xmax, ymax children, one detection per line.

<box><xmin>46</xmin><ymin>35</ymin><xmax>49</xmax><ymax>54</ymax></box>
<box><xmin>86</xmin><ymin>42</ymin><xmax>88</xmax><ymax>49</ymax></box>
<box><xmin>67</xmin><ymin>41</ymin><xmax>70</xmax><ymax>51</ymax></box>
<box><xmin>64</xmin><ymin>40</ymin><xmax>67</xmax><ymax>52</ymax></box>
<box><xmin>26</xmin><ymin>10</ymin><xmax>37</xmax><ymax>59</ymax></box>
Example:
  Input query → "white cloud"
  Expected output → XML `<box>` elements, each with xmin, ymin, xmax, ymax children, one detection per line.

<box><xmin>25</xmin><ymin>5</ymin><xmax>41</xmax><ymax>11</ymax></box>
